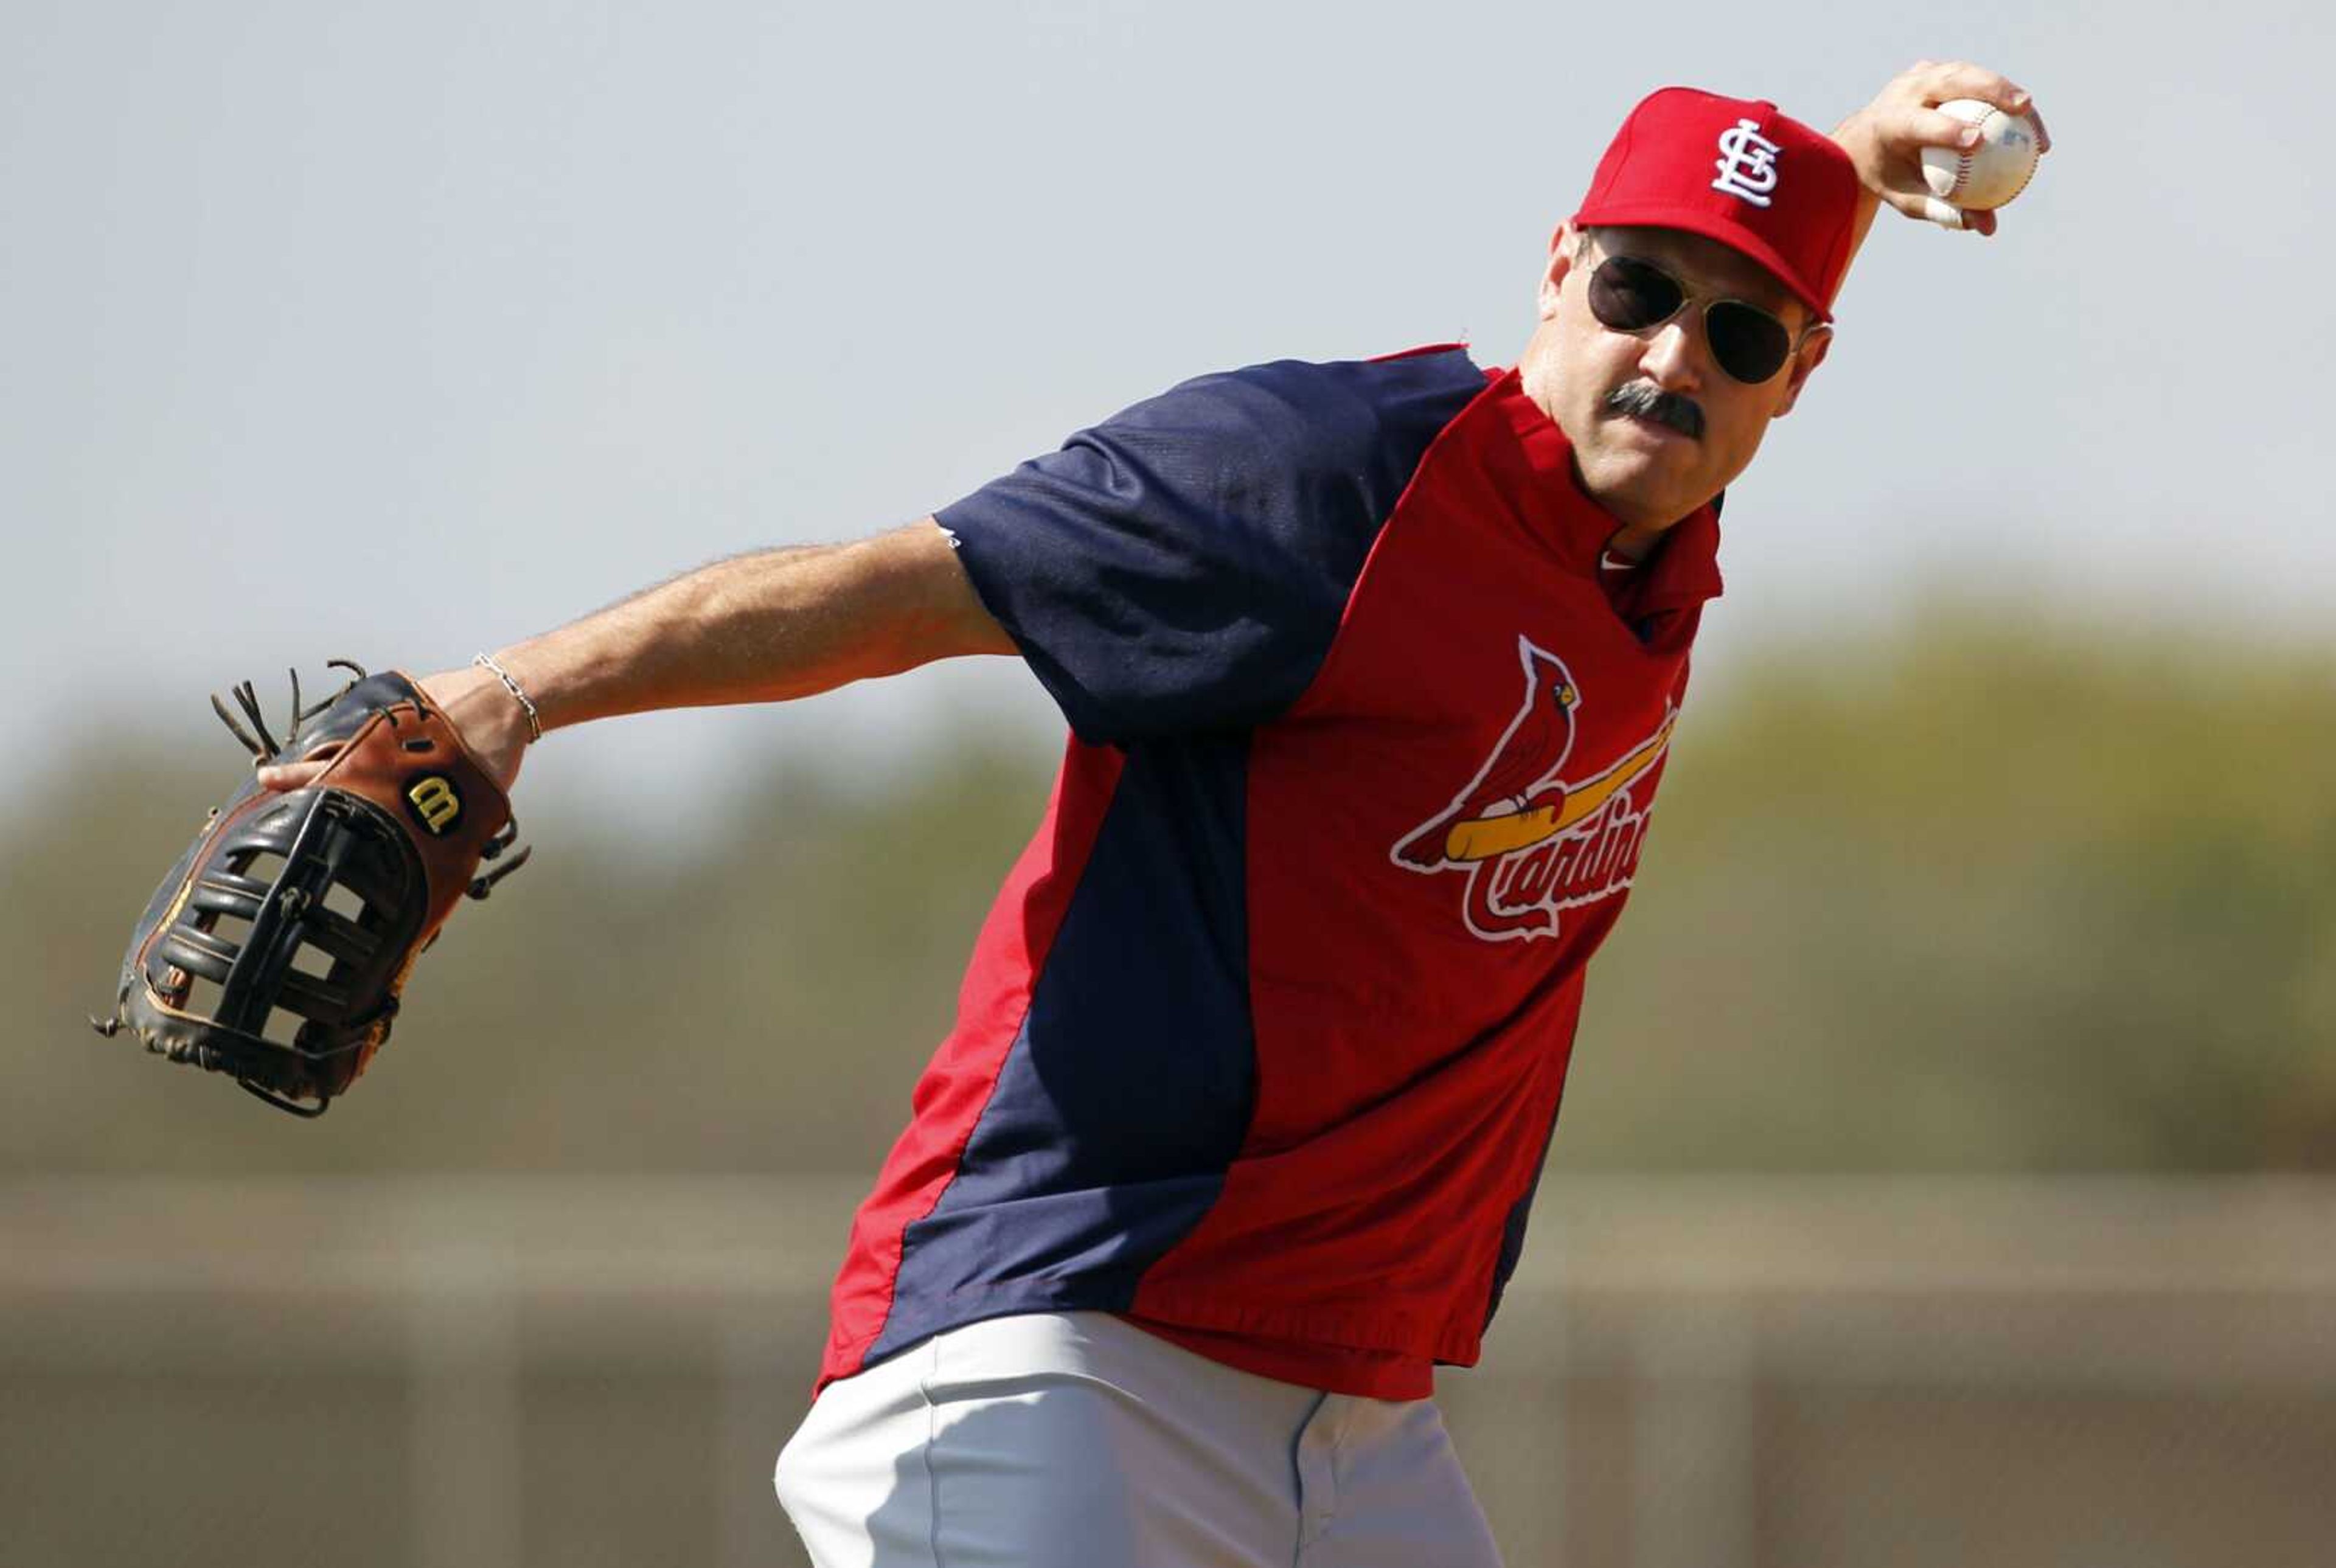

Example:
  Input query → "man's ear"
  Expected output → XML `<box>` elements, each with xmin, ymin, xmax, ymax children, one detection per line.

<box><xmin>1538</xmin><ymin>223</ymin><xmax>1577</xmax><ymax>321</ymax></box>
<box><xmin>1773</xmin><ymin>325</ymin><xmax>1832</xmax><ymax>417</ymax></box>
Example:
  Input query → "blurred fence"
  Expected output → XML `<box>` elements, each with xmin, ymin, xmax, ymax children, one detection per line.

<box><xmin>5</xmin><ymin>1176</ymin><xmax>2332</xmax><ymax>1568</ymax></box>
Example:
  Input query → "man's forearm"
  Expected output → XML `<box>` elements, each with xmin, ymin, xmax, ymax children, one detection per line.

<box><xmin>388</xmin><ymin>520</ymin><xmax>1012</xmax><ymax>793</ymax></box>
<box><xmin>490</xmin><ymin>521</ymin><xmax>1009</xmax><ymax>732</ymax></box>
<box><xmin>1832</xmin><ymin>183</ymin><xmax>1886</xmax><ymax>279</ymax></box>
<box><xmin>259</xmin><ymin>521</ymin><xmax>1011</xmax><ymax>796</ymax></box>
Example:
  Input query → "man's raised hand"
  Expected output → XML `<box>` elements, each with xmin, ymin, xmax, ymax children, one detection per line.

<box><xmin>1834</xmin><ymin>61</ymin><xmax>2051</xmax><ymax>235</ymax></box>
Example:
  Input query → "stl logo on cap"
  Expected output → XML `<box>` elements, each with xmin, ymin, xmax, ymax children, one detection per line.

<box><xmin>1711</xmin><ymin>118</ymin><xmax>1783</xmax><ymax>207</ymax></box>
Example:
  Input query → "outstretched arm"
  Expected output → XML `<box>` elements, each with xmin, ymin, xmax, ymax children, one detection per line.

<box><xmin>260</xmin><ymin>518</ymin><xmax>1013</xmax><ymax>794</ymax></box>
<box><xmin>1831</xmin><ymin>59</ymin><xmax>2052</xmax><ymax>249</ymax></box>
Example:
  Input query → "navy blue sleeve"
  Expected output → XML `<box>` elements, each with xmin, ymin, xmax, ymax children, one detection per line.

<box><xmin>939</xmin><ymin>348</ymin><xmax>1485</xmax><ymax>746</ymax></box>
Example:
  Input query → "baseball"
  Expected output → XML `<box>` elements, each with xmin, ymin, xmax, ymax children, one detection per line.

<box><xmin>1921</xmin><ymin>98</ymin><xmax>2042</xmax><ymax>210</ymax></box>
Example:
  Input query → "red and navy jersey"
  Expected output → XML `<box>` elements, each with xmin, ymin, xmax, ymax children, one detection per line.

<box><xmin>818</xmin><ymin>346</ymin><xmax>1723</xmax><ymax>1399</ymax></box>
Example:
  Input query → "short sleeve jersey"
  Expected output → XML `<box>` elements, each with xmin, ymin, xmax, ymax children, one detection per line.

<box><xmin>818</xmin><ymin>347</ymin><xmax>1724</xmax><ymax>1400</ymax></box>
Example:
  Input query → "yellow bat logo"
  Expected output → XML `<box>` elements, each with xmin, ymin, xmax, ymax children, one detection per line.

<box><xmin>1439</xmin><ymin>714</ymin><xmax>1676</xmax><ymax>863</ymax></box>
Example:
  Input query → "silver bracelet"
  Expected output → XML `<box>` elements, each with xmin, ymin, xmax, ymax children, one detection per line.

<box><xmin>471</xmin><ymin>652</ymin><xmax>544</xmax><ymax>743</ymax></box>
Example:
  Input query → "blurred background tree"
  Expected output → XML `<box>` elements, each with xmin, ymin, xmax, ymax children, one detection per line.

<box><xmin>18</xmin><ymin>609</ymin><xmax>2335</xmax><ymax>1176</ymax></box>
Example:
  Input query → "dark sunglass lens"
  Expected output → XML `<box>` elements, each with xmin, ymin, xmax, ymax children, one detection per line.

<box><xmin>1587</xmin><ymin>257</ymin><xmax>1683</xmax><ymax>331</ymax></box>
<box><xmin>1706</xmin><ymin>302</ymin><xmax>1792</xmax><ymax>383</ymax></box>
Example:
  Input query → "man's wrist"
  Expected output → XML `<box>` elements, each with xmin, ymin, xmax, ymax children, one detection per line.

<box><xmin>415</xmin><ymin>664</ymin><xmax>535</xmax><ymax>794</ymax></box>
<box><xmin>472</xmin><ymin>651</ymin><xmax>544</xmax><ymax>743</ymax></box>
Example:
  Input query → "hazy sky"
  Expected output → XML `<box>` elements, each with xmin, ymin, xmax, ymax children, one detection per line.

<box><xmin>5</xmin><ymin>0</ymin><xmax>2325</xmax><ymax>830</ymax></box>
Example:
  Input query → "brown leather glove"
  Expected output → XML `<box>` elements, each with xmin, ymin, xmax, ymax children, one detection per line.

<box><xmin>92</xmin><ymin>663</ymin><xmax>527</xmax><ymax>1116</ymax></box>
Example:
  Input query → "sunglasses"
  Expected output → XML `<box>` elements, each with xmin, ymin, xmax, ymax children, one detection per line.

<box><xmin>1583</xmin><ymin>252</ymin><xmax>1809</xmax><ymax>385</ymax></box>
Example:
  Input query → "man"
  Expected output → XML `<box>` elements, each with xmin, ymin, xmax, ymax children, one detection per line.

<box><xmin>266</xmin><ymin>60</ymin><xmax>2045</xmax><ymax>1568</ymax></box>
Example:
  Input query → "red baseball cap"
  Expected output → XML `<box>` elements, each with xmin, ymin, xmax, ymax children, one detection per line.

<box><xmin>1571</xmin><ymin>86</ymin><xmax>1862</xmax><ymax>322</ymax></box>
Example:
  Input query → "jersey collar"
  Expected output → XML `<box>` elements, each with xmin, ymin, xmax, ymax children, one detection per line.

<box><xmin>1478</xmin><ymin>366</ymin><xmax>1724</xmax><ymax>612</ymax></box>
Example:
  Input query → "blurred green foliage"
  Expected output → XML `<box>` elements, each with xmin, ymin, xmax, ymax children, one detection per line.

<box><xmin>15</xmin><ymin>611</ymin><xmax>2335</xmax><ymax>1174</ymax></box>
<box><xmin>1563</xmin><ymin>608</ymin><xmax>2336</xmax><ymax>1173</ymax></box>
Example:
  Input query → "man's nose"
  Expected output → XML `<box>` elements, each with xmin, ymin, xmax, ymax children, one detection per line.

<box><xmin>1637</xmin><ymin>318</ymin><xmax>1706</xmax><ymax>394</ymax></box>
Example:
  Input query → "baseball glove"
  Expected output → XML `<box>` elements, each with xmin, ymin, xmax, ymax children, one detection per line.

<box><xmin>91</xmin><ymin>662</ymin><xmax>528</xmax><ymax>1117</ymax></box>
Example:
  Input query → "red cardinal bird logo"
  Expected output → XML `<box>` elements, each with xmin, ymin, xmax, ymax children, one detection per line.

<box><xmin>1392</xmin><ymin>637</ymin><xmax>1675</xmax><ymax>942</ymax></box>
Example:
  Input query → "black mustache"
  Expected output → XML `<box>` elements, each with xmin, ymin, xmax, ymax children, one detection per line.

<box><xmin>1604</xmin><ymin>382</ymin><xmax>1704</xmax><ymax>440</ymax></box>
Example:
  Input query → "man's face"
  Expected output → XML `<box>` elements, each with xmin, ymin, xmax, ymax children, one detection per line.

<box><xmin>1521</xmin><ymin>224</ymin><xmax>1829</xmax><ymax>533</ymax></box>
